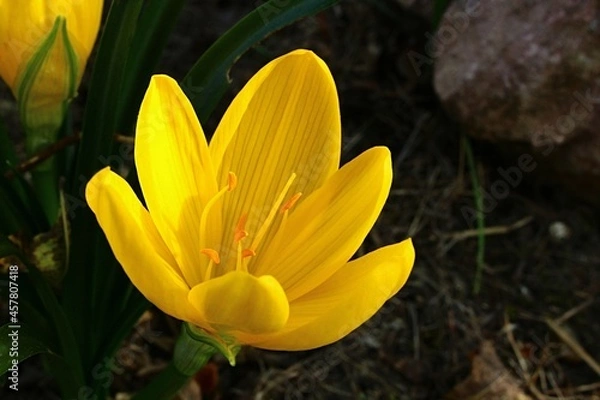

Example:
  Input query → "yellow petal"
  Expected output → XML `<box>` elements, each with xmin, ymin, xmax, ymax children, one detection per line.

<box><xmin>135</xmin><ymin>75</ymin><xmax>218</xmax><ymax>286</ymax></box>
<box><xmin>210</xmin><ymin>50</ymin><xmax>341</xmax><ymax>262</ymax></box>
<box><xmin>242</xmin><ymin>239</ymin><xmax>415</xmax><ymax>350</ymax></box>
<box><xmin>86</xmin><ymin>168</ymin><xmax>197</xmax><ymax>323</ymax></box>
<box><xmin>254</xmin><ymin>146</ymin><xmax>393</xmax><ymax>301</ymax></box>
<box><xmin>58</xmin><ymin>0</ymin><xmax>103</xmax><ymax>75</ymax></box>
<box><xmin>188</xmin><ymin>272</ymin><xmax>289</xmax><ymax>335</ymax></box>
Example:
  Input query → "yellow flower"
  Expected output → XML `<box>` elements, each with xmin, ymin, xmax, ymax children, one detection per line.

<box><xmin>86</xmin><ymin>50</ymin><xmax>415</xmax><ymax>351</ymax></box>
<box><xmin>0</xmin><ymin>0</ymin><xmax>103</xmax><ymax>150</ymax></box>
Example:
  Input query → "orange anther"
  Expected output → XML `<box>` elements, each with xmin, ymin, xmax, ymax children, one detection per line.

<box><xmin>200</xmin><ymin>248</ymin><xmax>220</xmax><ymax>264</ymax></box>
<box><xmin>234</xmin><ymin>214</ymin><xmax>248</xmax><ymax>242</ymax></box>
<box><xmin>281</xmin><ymin>192</ymin><xmax>302</xmax><ymax>213</ymax></box>
<box><xmin>242</xmin><ymin>249</ymin><xmax>256</xmax><ymax>258</ymax></box>
<box><xmin>227</xmin><ymin>172</ymin><xmax>237</xmax><ymax>191</ymax></box>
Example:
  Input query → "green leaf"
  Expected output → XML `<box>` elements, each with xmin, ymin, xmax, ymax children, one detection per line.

<box><xmin>7</xmin><ymin>173</ymin><xmax>49</xmax><ymax>233</ymax></box>
<box><xmin>0</xmin><ymin>118</ymin><xmax>18</xmax><ymax>169</ymax></box>
<box><xmin>71</xmin><ymin>0</ymin><xmax>143</xmax><ymax>182</ymax></box>
<box><xmin>25</xmin><ymin>254</ymin><xmax>85</xmax><ymax>394</ymax></box>
<box><xmin>63</xmin><ymin>0</ymin><xmax>144</xmax><ymax>377</ymax></box>
<box><xmin>182</xmin><ymin>0</ymin><xmax>339</xmax><ymax>123</ymax></box>
<box><xmin>0</xmin><ymin>118</ymin><xmax>49</xmax><ymax>233</ymax></box>
<box><xmin>0</xmin><ymin>236</ymin><xmax>18</xmax><ymax>258</ymax></box>
<box><xmin>0</xmin><ymin>324</ymin><xmax>52</xmax><ymax>376</ymax></box>
<box><xmin>117</xmin><ymin>0</ymin><xmax>187</xmax><ymax>134</ymax></box>
<box><xmin>1</xmin><ymin>228</ymin><xmax>83</xmax><ymax>394</ymax></box>
<box><xmin>0</xmin><ymin>177</ymin><xmax>37</xmax><ymax>235</ymax></box>
<box><xmin>0</xmin><ymin>238</ymin><xmax>56</xmax><ymax>354</ymax></box>
<box><xmin>84</xmin><ymin>2</ymin><xmax>187</xmax><ymax>369</ymax></box>
<box><xmin>0</xmin><ymin>238</ymin><xmax>80</xmax><ymax>395</ymax></box>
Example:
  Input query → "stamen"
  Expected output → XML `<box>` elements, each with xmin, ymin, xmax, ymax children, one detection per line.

<box><xmin>200</xmin><ymin>248</ymin><xmax>220</xmax><ymax>264</ymax></box>
<box><xmin>200</xmin><ymin>248</ymin><xmax>220</xmax><ymax>281</ymax></box>
<box><xmin>227</xmin><ymin>171</ymin><xmax>237</xmax><ymax>191</ymax></box>
<box><xmin>280</xmin><ymin>192</ymin><xmax>302</xmax><ymax>213</ymax></box>
<box><xmin>249</xmin><ymin>173</ymin><xmax>297</xmax><ymax>252</ymax></box>
<box><xmin>242</xmin><ymin>249</ymin><xmax>256</xmax><ymax>258</ymax></box>
<box><xmin>234</xmin><ymin>214</ymin><xmax>248</xmax><ymax>243</ymax></box>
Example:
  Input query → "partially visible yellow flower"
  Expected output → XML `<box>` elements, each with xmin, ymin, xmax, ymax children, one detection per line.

<box><xmin>86</xmin><ymin>50</ymin><xmax>415</xmax><ymax>351</ymax></box>
<box><xmin>0</xmin><ymin>0</ymin><xmax>103</xmax><ymax>152</ymax></box>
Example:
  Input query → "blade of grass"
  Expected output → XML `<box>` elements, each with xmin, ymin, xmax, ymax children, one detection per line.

<box><xmin>462</xmin><ymin>133</ymin><xmax>486</xmax><ymax>294</ymax></box>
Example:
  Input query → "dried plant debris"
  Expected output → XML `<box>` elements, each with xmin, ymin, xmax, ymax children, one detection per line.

<box><xmin>447</xmin><ymin>341</ymin><xmax>531</xmax><ymax>400</ymax></box>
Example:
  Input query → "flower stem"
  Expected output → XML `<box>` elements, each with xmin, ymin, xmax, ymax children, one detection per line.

<box><xmin>131</xmin><ymin>362</ymin><xmax>191</xmax><ymax>400</ymax></box>
<box><xmin>132</xmin><ymin>323</ymin><xmax>236</xmax><ymax>400</ymax></box>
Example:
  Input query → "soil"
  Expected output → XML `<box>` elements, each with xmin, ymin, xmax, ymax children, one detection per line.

<box><xmin>2</xmin><ymin>0</ymin><xmax>600</xmax><ymax>399</ymax></box>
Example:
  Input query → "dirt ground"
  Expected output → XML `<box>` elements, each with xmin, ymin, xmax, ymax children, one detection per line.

<box><xmin>3</xmin><ymin>1</ymin><xmax>600</xmax><ymax>399</ymax></box>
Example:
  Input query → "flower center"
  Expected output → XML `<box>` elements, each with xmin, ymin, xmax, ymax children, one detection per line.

<box><xmin>200</xmin><ymin>172</ymin><xmax>302</xmax><ymax>280</ymax></box>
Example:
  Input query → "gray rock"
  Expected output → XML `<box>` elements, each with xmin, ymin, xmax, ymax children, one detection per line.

<box><xmin>433</xmin><ymin>0</ymin><xmax>600</xmax><ymax>200</ymax></box>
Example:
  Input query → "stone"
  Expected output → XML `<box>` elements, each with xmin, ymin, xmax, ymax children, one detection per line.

<box><xmin>433</xmin><ymin>0</ymin><xmax>600</xmax><ymax>201</ymax></box>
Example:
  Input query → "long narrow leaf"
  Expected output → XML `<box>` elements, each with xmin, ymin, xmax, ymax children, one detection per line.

<box><xmin>63</xmin><ymin>0</ymin><xmax>144</xmax><ymax>377</ymax></box>
<box><xmin>117</xmin><ymin>0</ymin><xmax>187</xmax><ymax>133</ymax></box>
<box><xmin>0</xmin><ymin>117</ymin><xmax>50</xmax><ymax>232</ymax></box>
<box><xmin>183</xmin><ymin>0</ymin><xmax>339</xmax><ymax>123</ymax></box>
<box><xmin>0</xmin><ymin>178</ymin><xmax>37</xmax><ymax>235</ymax></box>
<box><xmin>71</xmin><ymin>0</ymin><xmax>144</xmax><ymax>182</ymax></box>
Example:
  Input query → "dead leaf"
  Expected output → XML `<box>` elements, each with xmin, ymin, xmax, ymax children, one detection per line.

<box><xmin>446</xmin><ymin>341</ymin><xmax>531</xmax><ymax>400</ymax></box>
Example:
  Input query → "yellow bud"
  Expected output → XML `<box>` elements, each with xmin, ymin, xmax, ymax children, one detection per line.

<box><xmin>0</xmin><ymin>0</ymin><xmax>103</xmax><ymax>153</ymax></box>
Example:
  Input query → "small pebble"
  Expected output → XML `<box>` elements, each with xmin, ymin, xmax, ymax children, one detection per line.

<box><xmin>549</xmin><ymin>221</ymin><xmax>571</xmax><ymax>241</ymax></box>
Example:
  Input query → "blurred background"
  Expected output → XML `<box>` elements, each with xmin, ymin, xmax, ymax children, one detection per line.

<box><xmin>2</xmin><ymin>0</ymin><xmax>599</xmax><ymax>398</ymax></box>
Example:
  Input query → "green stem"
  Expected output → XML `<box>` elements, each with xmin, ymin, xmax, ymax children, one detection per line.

<box><xmin>132</xmin><ymin>323</ymin><xmax>222</xmax><ymax>400</ymax></box>
<box><xmin>31</xmin><ymin>158</ymin><xmax>59</xmax><ymax>224</ymax></box>
<box><xmin>132</xmin><ymin>362</ymin><xmax>192</xmax><ymax>400</ymax></box>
